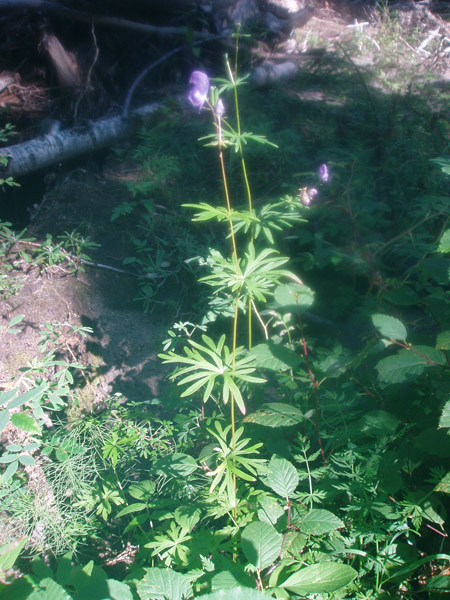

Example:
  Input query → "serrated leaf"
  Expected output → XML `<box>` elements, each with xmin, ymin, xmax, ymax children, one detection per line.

<box><xmin>440</xmin><ymin>400</ymin><xmax>450</xmax><ymax>430</ymax></box>
<box><xmin>244</xmin><ymin>403</ymin><xmax>303</xmax><ymax>428</ymax></box>
<box><xmin>10</xmin><ymin>412</ymin><xmax>41</xmax><ymax>435</ymax></box>
<box><xmin>436</xmin><ymin>330</ymin><xmax>450</xmax><ymax>350</ymax></box>
<box><xmin>300</xmin><ymin>509</ymin><xmax>344</xmax><ymax>535</ymax></box>
<box><xmin>360</xmin><ymin>410</ymin><xmax>399</xmax><ymax>436</ymax></box>
<box><xmin>249</xmin><ymin>342</ymin><xmax>300</xmax><ymax>371</ymax></box>
<box><xmin>257</xmin><ymin>496</ymin><xmax>284</xmax><ymax>525</ymax></box>
<box><xmin>211</xmin><ymin>569</ymin><xmax>255</xmax><ymax>591</ymax></box>
<box><xmin>241</xmin><ymin>521</ymin><xmax>283</xmax><ymax>570</ymax></box>
<box><xmin>437</xmin><ymin>228</ymin><xmax>450</xmax><ymax>253</ymax></box>
<box><xmin>372</xmin><ymin>313</ymin><xmax>407</xmax><ymax>341</ymax></box>
<box><xmin>376</xmin><ymin>346</ymin><xmax>445</xmax><ymax>384</ymax></box>
<box><xmin>434</xmin><ymin>472</ymin><xmax>450</xmax><ymax>494</ymax></box>
<box><xmin>136</xmin><ymin>567</ymin><xmax>193</xmax><ymax>600</ymax></box>
<box><xmin>281</xmin><ymin>562</ymin><xmax>357</xmax><ymax>594</ymax></box>
<box><xmin>266</xmin><ymin>455</ymin><xmax>299</xmax><ymax>498</ymax></box>
<box><xmin>274</xmin><ymin>283</ymin><xmax>314</xmax><ymax>310</ymax></box>
<box><xmin>27</xmin><ymin>577</ymin><xmax>72</xmax><ymax>600</ymax></box>
<box><xmin>198</xmin><ymin>588</ymin><xmax>271</xmax><ymax>600</ymax></box>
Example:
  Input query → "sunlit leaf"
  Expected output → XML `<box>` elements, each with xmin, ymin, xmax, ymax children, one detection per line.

<box><xmin>372</xmin><ymin>313</ymin><xmax>407</xmax><ymax>341</ymax></box>
<box><xmin>281</xmin><ymin>562</ymin><xmax>357</xmax><ymax>594</ymax></box>
<box><xmin>241</xmin><ymin>521</ymin><xmax>283</xmax><ymax>570</ymax></box>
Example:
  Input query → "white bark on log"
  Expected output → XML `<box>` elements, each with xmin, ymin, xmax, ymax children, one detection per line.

<box><xmin>0</xmin><ymin>103</ymin><xmax>161</xmax><ymax>179</ymax></box>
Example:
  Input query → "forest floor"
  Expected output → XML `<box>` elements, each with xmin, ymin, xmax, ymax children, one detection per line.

<box><xmin>1</xmin><ymin>0</ymin><xmax>449</xmax><ymax>412</ymax></box>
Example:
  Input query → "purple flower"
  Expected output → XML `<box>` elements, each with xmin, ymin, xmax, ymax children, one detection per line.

<box><xmin>215</xmin><ymin>98</ymin><xmax>225</xmax><ymax>117</ymax></box>
<box><xmin>188</xmin><ymin>70</ymin><xmax>210</xmax><ymax>112</ymax></box>
<box><xmin>300</xmin><ymin>187</ymin><xmax>318</xmax><ymax>206</ymax></box>
<box><xmin>319</xmin><ymin>164</ymin><xmax>329</xmax><ymax>182</ymax></box>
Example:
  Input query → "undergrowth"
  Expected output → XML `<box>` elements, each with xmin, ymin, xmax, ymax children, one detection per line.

<box><xmin>1</xmin><ymin>13</ymin><xmax>450</xmax><ymax>600</ymax></box>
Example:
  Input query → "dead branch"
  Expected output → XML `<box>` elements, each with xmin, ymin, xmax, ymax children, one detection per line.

<box><xmin>0</xmin><ymin>0</ymin><xmax>216</xmax><ymax>39</ymax></box>
<box><xmin>0</xmin><ymin>102</ymin><xmax>161</xmax><ymax>179</ymax></box>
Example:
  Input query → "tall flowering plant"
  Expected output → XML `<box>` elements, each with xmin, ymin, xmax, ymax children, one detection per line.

<box><xmin>160</xmin><ymin>51</ymin><xmax>328</xmax><ymax>512</ymax></box>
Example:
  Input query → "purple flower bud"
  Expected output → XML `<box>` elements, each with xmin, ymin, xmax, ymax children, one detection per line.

<box><xmin>319</xmin><ymin>164</ymin><xmax>329</xmax><ymax>182</ymax></box>
<box><xmin>188</xmin><ymin>70</ymin><xmax>210</xmax><ymax>112</ymax></box>
<box><xmin>215</xmin><ymin>98</ymin><xmax>225</xmax><ymax>117</ymax></box>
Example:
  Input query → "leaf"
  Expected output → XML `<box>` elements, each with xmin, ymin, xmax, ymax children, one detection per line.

<box><xmin>0</xmin><ymin>537</ymin><xmax>27</xmax><ymax>572</ymax></box>
<box><xmin>10</xmin><ymin>412</ymin><xmax>41</xmax><ymax>435</ymax></box>
<box><xmin>0</xmin><ymin>410</ymin><xmax>10</xmax><ymax>433</ymax></box>
<box><xmin>439</xmin><ymin>400</ymin><xmax>450</xmax><ymax>430</ymax></box>
<box><xmin>198</xmin><ymin>588</ymin><xmax>271</xmax><ymax>599</ymax></box>
<box><xmin>116</xmin><ymin>503</ymin><xmax>148</xmax><ymax>518</ymax></box>
<box><xmin>249</xmin><ymin>342</ymin><xmax>300</xmax><ymax>371</ymax></box>
<box><xmin>436</xmin><ymin>330</ymin><xmax>450</xmax><ymax>350</ymax></box>
<box><xmin>27</xmin><ymin>577</ymin><xmax>72</xmax><ymax>600</ymax></box>
<box><xmin>437</xmin><ymin>228</ymin><xmax>450</xmax><ymax>253</ymax></box>
<box><xmin>274</xmin><ymin>283</ymin><xmax>314</xmax><ymax>310</ymax></box>
<box><xmin>0</xmin><ymin>387</ymin><xmax>19</xmax><ymax>408</ymax></box>
<box><xmin>241</xmin><ymin>521</ymin><xmax>283</xmax><ymax>570</ymax></box>
<box><xmin>73</xmin><ymin>579</ymin><xmax>133</xmax><ymax>600</ymax></box>
<box><xmin>153</xmin><ymin>453</ymin><xmax>197</xmax><ymax>478</ymax></box>
<box><xmin>257</xmin><ymin>496</ymin><xmax>284</xmax><ymax>526</ymax></box>
<box><xmin>300</xmin><ymin>509</ymin><xmax>344</xmax><ymax>535</ymax></box>
<box><xmin>18</xmin><ymin>454</ymin><xmax>35</xmax><ymax>466</ymax></box>
<box><xmin>136</xmin><ymin>567</ymin><xmax>193</xmax><ymax>600</ymax></box>
<box><xmin>434</xmin><ymin>472</ymin><xmax>450</xmax><ymax>494</ymax></box>
<box><xmin>431</xmin><ymin>156</ymin><xmax>450</xmax><ymax>176</ymax></box>
<box><xmin>7</xmin><ymin>314</ymin><xmax>25</xmax><ymax>328</ymax></box>
<box><xmin>6</xmin><ymin>383</ymin><xmax>48</xmax><ymax>410</ymax></box>
<box><xmin>376</xmin><ymin>346</ymin><xmax>445</xmax><ymax>384</ymax></box>
<box><xmin>371</xmin><ymin>313</ymin><xmax>407</xmax><ymax>341</ymax></box>
<box><xmin>422</xmin><ymin>574</ymin><xmax>450</xmax><ymax>591</ymax></box>
<box><xmin>266</xmin><ymin>455</ymin><xmax>299</xmax><ymax>498</ymax></box>
<box><xmin>211</xmin><ymin>569</ymin><xmax>255</xmax><ymax>591</ymax></box>
<box><xmin>174</xmin><ymin>506</ymin><xmax>201</xmax><ymax>530</ymax></box>
<box><xmin>244</xmin><ymin>403</ymin><xmax>303</xmax><ymax>428</ymax></box>
<box><xmin>281</xmin><ymin>562</ymin><xmax>357</xmax><ymax>594</ymax></box>
<box><xmin>360</xmin><ymin>410</ymin><xmax>399</xmax><ymax>436</ymax></box>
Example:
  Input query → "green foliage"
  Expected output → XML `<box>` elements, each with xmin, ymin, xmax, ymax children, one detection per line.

<box><xmin>2</xmin><ymin>16</ymin><xmax>450</xmax><ymax>599</ymax></box>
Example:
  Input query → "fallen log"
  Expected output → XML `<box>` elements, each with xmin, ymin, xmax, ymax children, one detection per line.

<box><xmin>0</xmin><ymin>102</ymin><xmax>161</xmax><ymax>180</ymax></box>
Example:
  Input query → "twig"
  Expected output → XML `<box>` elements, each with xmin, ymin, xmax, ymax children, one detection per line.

<box><xmin>74</xmin><ymin>23</ymin><xmax>99</xmax><ymax>122</ymax></box>
<box><xmin>0</xmin><ymin>0</ymin><xmax>216</xmax><ymax>39</ymax></box>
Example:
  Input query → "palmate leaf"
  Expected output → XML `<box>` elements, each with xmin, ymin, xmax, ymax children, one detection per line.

<box><xmin>182</xmin><ymin>202</ymin><xmax>239</xmax><ymax>223</ymax></box>
<box><xmin>201</xmin><ymin>243</ymin><xmax>301</xmax><ymax>304</ymax></box>
<box><xmin>159</xmin><ymin>335</ymin><xmax>264</xmax><ymax>414</ymax></box>
<box><xmin>241</xmin><ymin>521</ymin><xmax>283</xmax><ymax>570</ymax></box>
<box><xmin>281</xmin><ymin>562</ymin><xmax>357</xmax><ymax>594</ymax></box>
